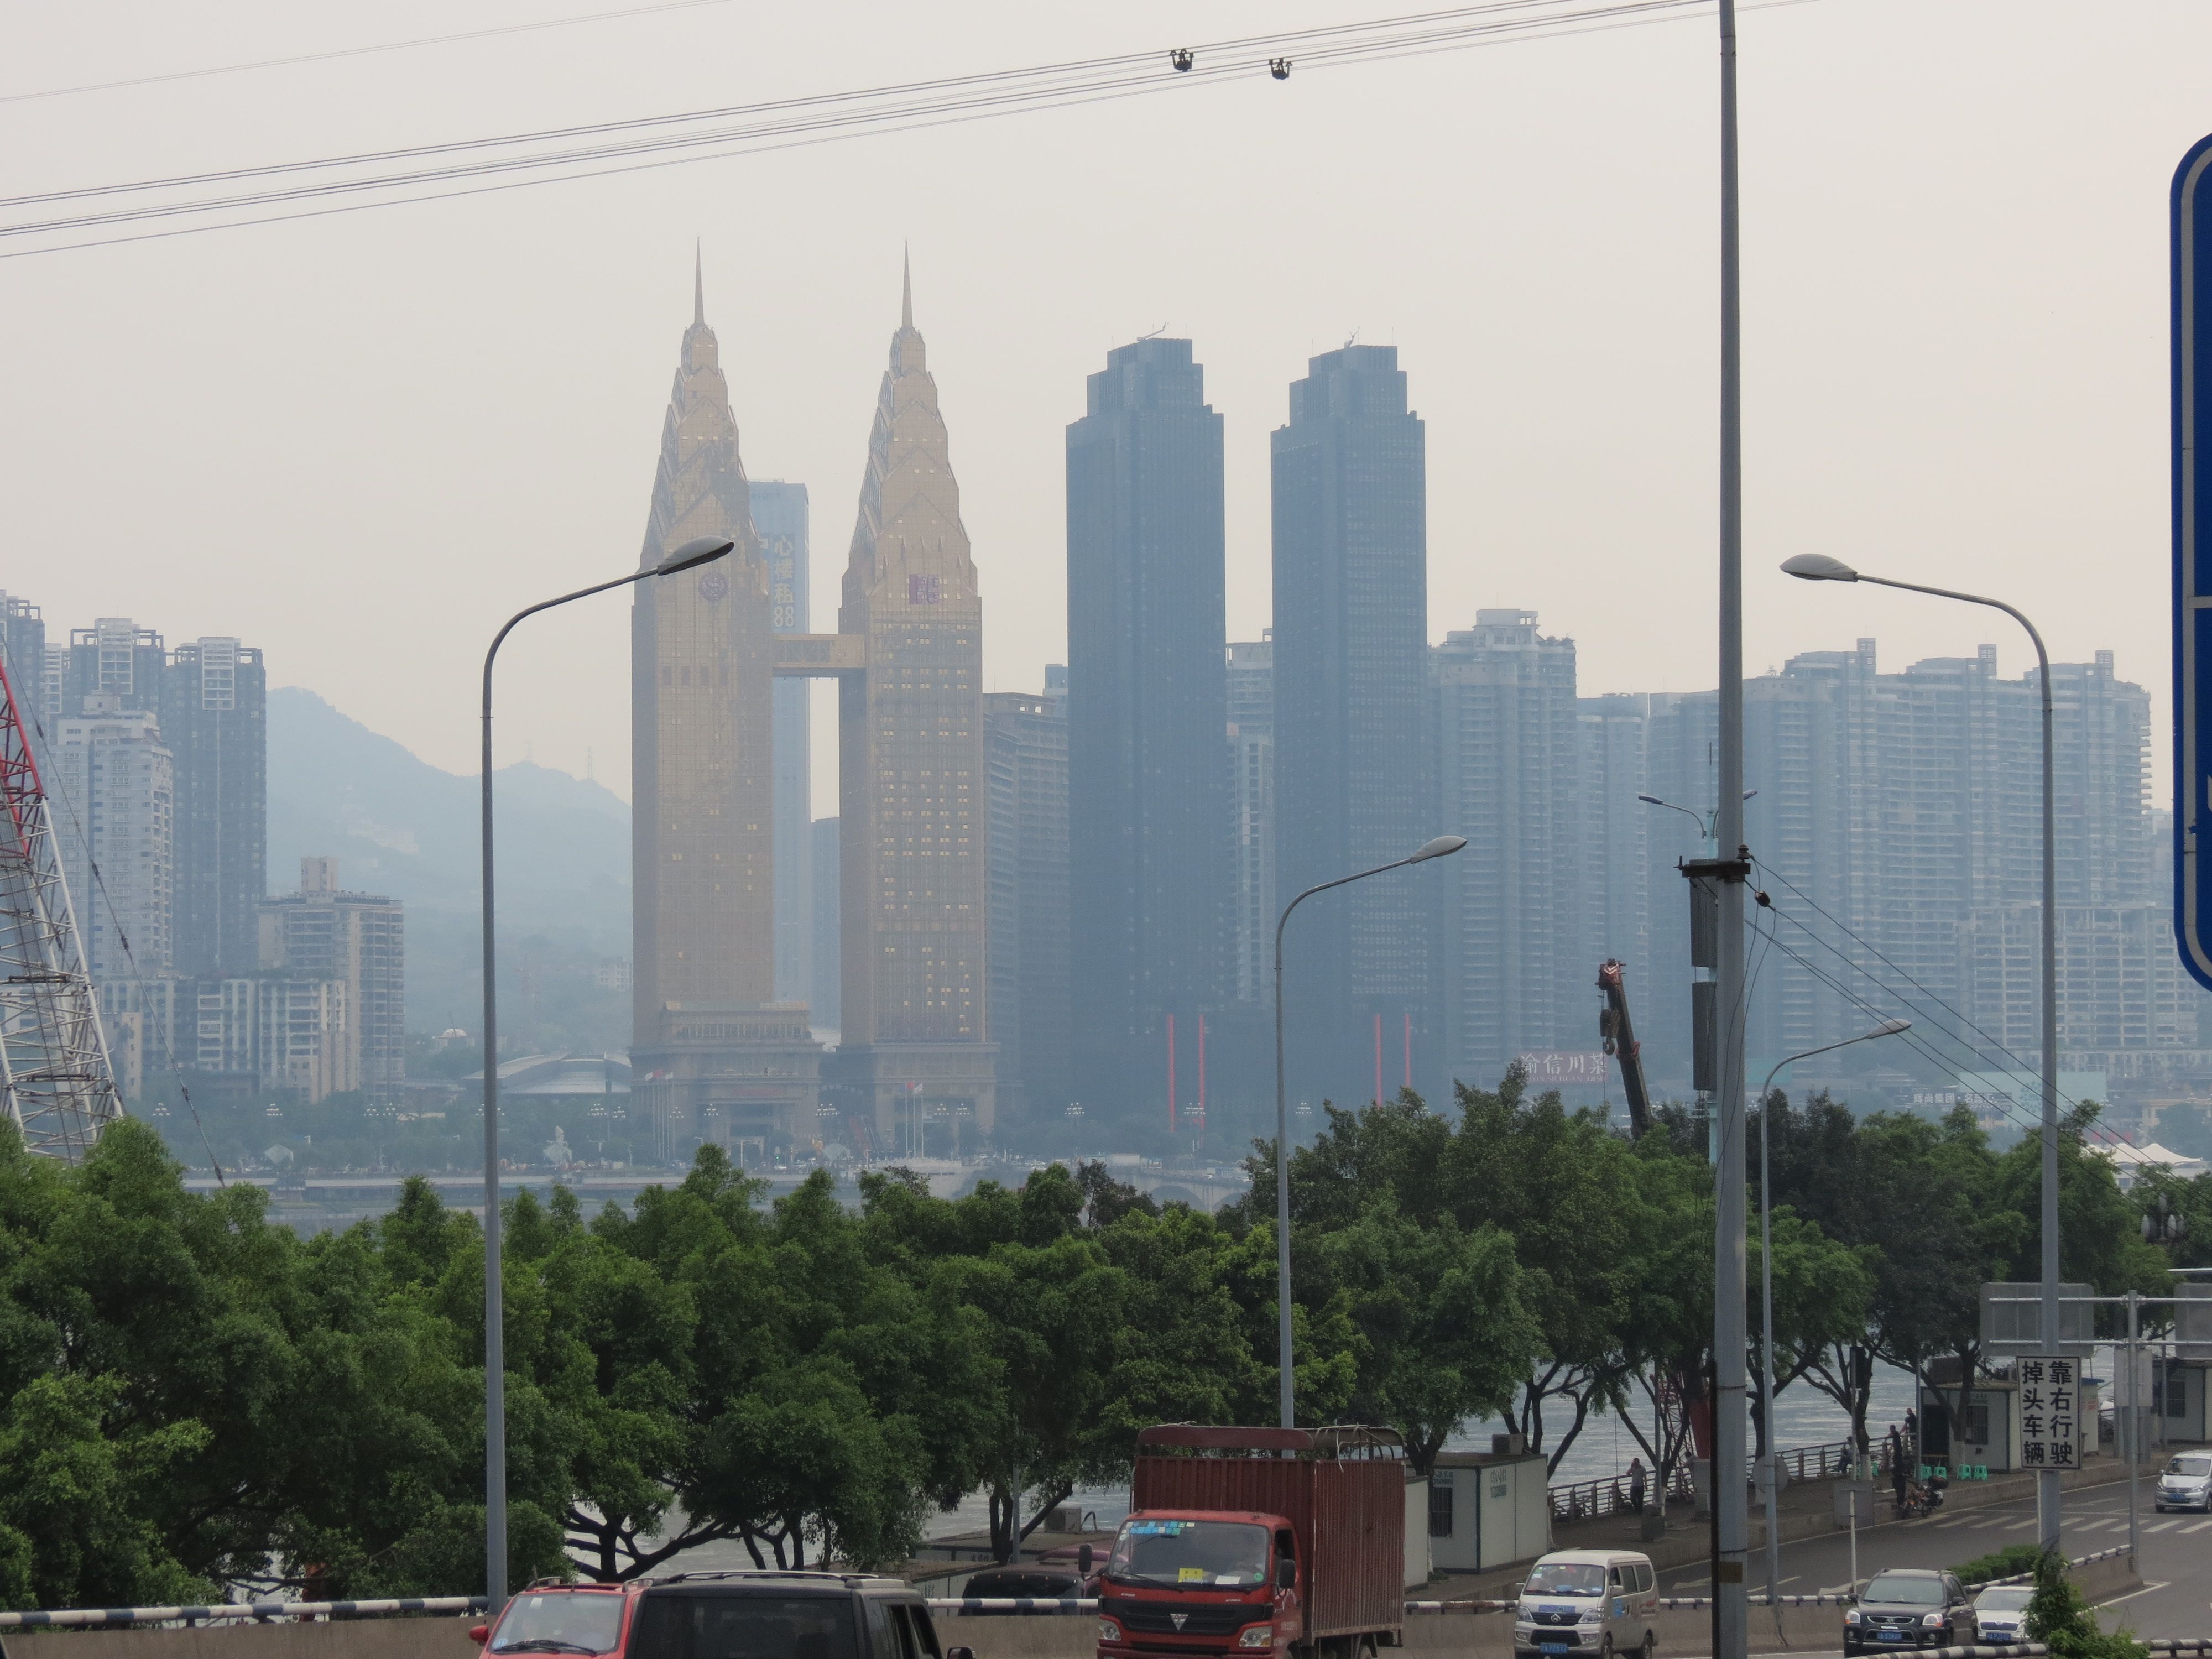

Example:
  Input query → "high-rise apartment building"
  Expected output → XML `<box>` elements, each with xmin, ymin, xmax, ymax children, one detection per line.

<box><xmin>1432</xmin><ymin>612</ymin><xmax>1583</xmax><ymax>1083</ymax></box>
<box><xmin>258</xmin><ymin>857</ymin><xmax>404</xmax><ymax>1094</ymax></box>
<box><xmin>1065</xmin><ymin>338</ymin><xmax>1229</xmax><ymax>1120</ymax></box>
<box><xmin>108</xmin><ymin>972</ymin><xmax>354</xmax><ymax>1104</ymax></box>
<box><xmin>630</xmin><ymin>264</ymin><xmax>821</xmax><ymax>1159</ymax></box>
<box><xmin>0</xmin><ymin>595</ymin><xmax>44</xmax><ymax>738</ymax></box>
<box><xmin>1270</xmin><ymin>346</ymin><xmax>1434</xmax><ymax>1106</ymax></box>
<box><xmin>754</xmin><ymin>480</ymin><xmax>814</xmax><ymax>1009</ymax></box>
<box><xmin>49</xmin><ymin>697</ymin><xmax>172</xmax><ymax>982</ymax></box>
<box><xmin>820</xmin><ymin>267</ymin><xmax>995</xmax><ymax>1139</ymax></box>
<box><xmin>163</xmin><ymin>638</ymin><xmax>266</xmax><ymax>977</ymax></box>
<box><xmin>1227</xmin><ymin>637</ymin><xmax>1275</xmax><ymax>1008</ymax></box>
<box><xmin>66</xmin><ymin>620</ymin><xmax>166</xmax><ymax>718</ymax></box>
<box><xmin>985</xmin><ymin>683</ymin><xmax>1070</xmax><ymax>1123</ymax></box>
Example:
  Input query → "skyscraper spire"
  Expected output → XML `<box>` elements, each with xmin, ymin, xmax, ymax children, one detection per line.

<box><xmin>694</xmin><ymin>240</ymin><xmax>705</xmax><ymax>328</ymax></box>
<box><xmin>901</xmin><ymin>243</ymin><xmax>912</xmax><ymax>331</ymax></box>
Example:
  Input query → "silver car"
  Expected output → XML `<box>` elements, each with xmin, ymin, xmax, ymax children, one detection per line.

<box><xmin>2155</xmin><ymin>1453</ymin><xmax>2212</xmax><ymax>1514</ymax></box>
<box><xmin>1971</xmin><ymin>1585</ymin><xmax>2032</xmax><ymax>1645</ymax></box>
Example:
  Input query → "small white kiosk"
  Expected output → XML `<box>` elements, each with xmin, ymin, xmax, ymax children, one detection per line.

<box><xmin>1425</xmin><ymin>1444</ymin><xmax>1552</xmax><ymax>1573</ymax></box>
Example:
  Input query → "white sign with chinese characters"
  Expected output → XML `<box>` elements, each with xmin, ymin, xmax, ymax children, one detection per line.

<box><xmin>2017</xmin><ymin>1354</ymin><xmax>2081</xmax><ymax>1471</ymax></box>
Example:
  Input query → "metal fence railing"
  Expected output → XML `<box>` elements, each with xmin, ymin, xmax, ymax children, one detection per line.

<box><xmin>1546</xmin><ymin>1437</ymin><xmax>1911</xmax><ymax>1525</ymax></box>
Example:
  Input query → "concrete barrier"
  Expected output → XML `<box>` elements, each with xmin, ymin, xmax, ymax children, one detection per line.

<box><xmin>6</xmin><ymin>1619</ymin><xmax>482</xmax><ymax>1659</ymax></box>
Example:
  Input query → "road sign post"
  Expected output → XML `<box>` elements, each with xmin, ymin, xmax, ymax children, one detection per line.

<box><xmin>2173</xmin><ymin>132</ymin><xmax>2212</xmax><ymax>986</ymax></box>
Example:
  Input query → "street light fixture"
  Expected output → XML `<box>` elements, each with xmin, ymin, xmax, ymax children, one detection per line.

<box><xmin>1638</xmin><ymin>790</ymin><xmax>1756</xmax><ymax>847</ymax></box>
<box><xmin>1271</xmin><ymin>834</ymin><xmax>1465</xmax><ymax>1428</ymax></box>
<box><xmin>478</xmin><ymin>534</ymin><xmax>732</xmax><ymax>1611</ymax></box>
<box><xmin>1752</xmin><ymin>1019</ymin><xmax>1909</xmax><ymax>1619</ymax></box>
<box><xmin>1782</xmin><ymin>550</ymin><xmax>2064</xmax><ymax>1551</ymax></box>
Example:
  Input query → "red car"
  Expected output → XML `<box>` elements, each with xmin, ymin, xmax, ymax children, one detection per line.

<box><xmin>470</xmin><ymin>1569</ymin><xmax>969</xmax><ymax>1659</ymax></box>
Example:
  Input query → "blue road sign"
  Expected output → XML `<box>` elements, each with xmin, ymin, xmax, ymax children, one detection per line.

<box><xmin>2175</xmin><ymin>133</ymin><xmax>2212</xmax><ymax>990</ymax></box>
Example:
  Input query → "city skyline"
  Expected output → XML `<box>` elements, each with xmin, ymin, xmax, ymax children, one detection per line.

<box><xmin>7</xmin><ymin>3</ymin><xmax>2201</xmax><ymax>817</ymax></box>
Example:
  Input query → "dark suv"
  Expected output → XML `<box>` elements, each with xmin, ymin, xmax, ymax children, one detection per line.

<box><xmin>472</xmin><ymin>1570</ymin><xmax>969</xmax><ymax>1659</ymax></box>
<box><xmin>1843</xmin><ymin>1569</ymin><xmax>1974</xmax><ymax>1653</ymax></box>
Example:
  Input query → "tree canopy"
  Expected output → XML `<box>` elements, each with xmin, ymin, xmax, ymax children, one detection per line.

<box><xmin>0</xmin><ymin>1072</ymin><xmax>2190</xmax><ymax>1610</ymax></box>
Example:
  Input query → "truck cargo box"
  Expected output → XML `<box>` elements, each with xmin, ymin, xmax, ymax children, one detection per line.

<box><xmin>1131</xmin><ymin>1426</ymin><xmax>1405</xmax><ymax>1644</ymax></box>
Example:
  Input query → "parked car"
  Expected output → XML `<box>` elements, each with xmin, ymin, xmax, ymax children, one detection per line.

<box><xmin>2155</xmin><ymin>1452</ymin><xmax>2212</xmax><ymax>1513</ymax></box>
<box><xmin>1970</xmin><ymin>1584</ymin><xmax>2033</xmax><ymax>1645</ymax></box>
<box><xmin>960</xmin><ymin>1564</ymin><xmax>1093</xmax><ymax>1609</ymax></box>
<box><xmin>470</xmin><ymin>1569</ymin><xmax>971</xmax><ymax>1659</ymax></box>
<box><xmin>1843</xmin><ymin>1569</ymin><xmax>1974</xmax><ymax>1653</ymax></box>
<box><xmin>1512</xmin><ymin>1550</ymin><xmax>1660</xmax><ymax>1659</ymax></box>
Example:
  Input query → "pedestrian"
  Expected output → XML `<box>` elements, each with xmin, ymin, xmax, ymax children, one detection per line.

<box><xmin>1886</xmin><ymin>1423</ymin><xmax>1901</xmax><ymax>1469</ymax></box>
<box><xmin>1629</xmin><ymin>1458</ymin><xmax>1647</xmax><ymax>1515</ymax></box>
<box><xmin>1890</xmin><ymin>1434</ymin><xmax>1908</xmax><ymax>1508</ymax></box>
<box><xmin>1905</xmin><ymin>1407</ymin><xmax>1919</xmax><ymax>1456</ymax></box>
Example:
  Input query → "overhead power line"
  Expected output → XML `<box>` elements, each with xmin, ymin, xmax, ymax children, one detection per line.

<box><xmin>0</xmin><ymin>0</ymin><xmax>739</xmax><ymax>106</ymax></box>
<box><xmin>0</xmin><ymin>0</ymin><xmax>1822</xmax><ymax>260</ymax></box>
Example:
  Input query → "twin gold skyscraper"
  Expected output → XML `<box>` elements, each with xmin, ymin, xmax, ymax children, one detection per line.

<box><xmin>630</xmin><ymin>255</ymin><xmax>994</xmax><ymax>1162</ymax></box>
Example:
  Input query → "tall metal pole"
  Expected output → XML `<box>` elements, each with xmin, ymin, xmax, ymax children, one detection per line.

<box><xmin>2126</xmin><ymin>1289</ymin><xmax>2140</xmax><ymax>1574</ymax></box>
<box><xmin>1274</xmin><ymin>920</ymin><xmax>1294</xmax><ymax>1431</ymax></box>
<box><xmin>1714</xmin><ymin>0</ymin><xmax>1750</xmax><ymax>1654</ymax></box>
<box><xmin>2034</xmin><ymin>628</ymin><xmax>2062</xmax><ymax>1556</ymax></box>
<box><xmin>480</xmin><ymin>648</ymin><xmax>508</xmax><ymax>1613</ymax></box>
<box><xmin>1271</xmin><ymin>837</ymin><xmax>1464</xmax><ymax>1428</ymax></box>
<box><xmin>477</xmin><ymin>539</ymin><xmax>730</xmax><ymax>1613</ymax></box>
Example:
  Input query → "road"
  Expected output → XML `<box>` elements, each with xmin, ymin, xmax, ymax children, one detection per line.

<box><xmin>1655</xmin><ymin>1480</ymin><xmax>2212</xmax><ymax>1641</ymax></box>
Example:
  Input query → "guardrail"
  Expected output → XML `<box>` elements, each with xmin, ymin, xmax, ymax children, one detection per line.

<box><xmin>0</xmin><ymin>1597</ymin><xmax>487</xmax><ymax>1630</ymax></box>
<box><xmin>1546</xmin><ymin>1438</ymin><xmax>1875</xmax><ymax>1524</ymax></box>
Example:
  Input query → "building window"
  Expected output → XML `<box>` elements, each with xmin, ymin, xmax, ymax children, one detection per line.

<box><xmin>1428</xmin><ymin>1470</ymin><xmax>1453</xmax><ymax>1538</ymax></box>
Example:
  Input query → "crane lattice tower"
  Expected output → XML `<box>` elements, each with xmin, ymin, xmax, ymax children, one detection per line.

<box><xmin>0</xmin><ymin>654</ymin><xmax>125</xmax><ymax>1159</ymax></box>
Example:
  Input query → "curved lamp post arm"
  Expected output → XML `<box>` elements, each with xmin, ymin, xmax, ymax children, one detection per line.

<box><xmin>1271</xmin><ymin>836</ymin><xmax>1464</xmax><ymax>1428</ymax></box>
<box><xmin>1781</xmin><ymin>547</ymin><xmax>2061</xmax><ymax>1549</ymax></box>
<box><xmin>479</xmin><ymin>539</ymin><xmax>728</xmax><ymax>1613</ymax></box>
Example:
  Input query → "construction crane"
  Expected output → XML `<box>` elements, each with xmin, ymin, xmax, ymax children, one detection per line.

<box><xmin>0</xmin><ymin>653</ymin><xmax>124</xmax><ymax>1160</ymax></box>
<box><xmin>1596</xmin><ymin>959</ymin><xmax>1653</xmax><ymax>1139</ymax></box>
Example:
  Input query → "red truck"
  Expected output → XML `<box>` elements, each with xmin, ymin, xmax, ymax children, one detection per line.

<box><xmin>1096</xmin><ymin>1426</ymin><xmax>1406</xmax><ymax>1659</ymax></box>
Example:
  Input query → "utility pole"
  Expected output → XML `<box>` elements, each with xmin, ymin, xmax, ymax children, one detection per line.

<box><xmin>1712</xmin><ymin>1</ymin><xmax>1750</xmax><ymax>1656</ymax></box>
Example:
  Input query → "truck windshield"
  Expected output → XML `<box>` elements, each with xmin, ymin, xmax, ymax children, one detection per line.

<box><xmin>628</xmin><ymin>1593</ymin><xmax>860</xmax><ymax>1659</ymax></box>
<box><xmin>1108</xmin><ymin>1520</ymin><xmax>1271</xmax><ymax>1588</ymax></box>
<box><xmin>492</xmin><ymin>1591</ymin><xmax>626</xmax><ymax>1655</ymax></box>
<box><xmin>1523</xmin><ymin>1565</ymin><xmax>1606</xmax><ymax>1598</ymax></box>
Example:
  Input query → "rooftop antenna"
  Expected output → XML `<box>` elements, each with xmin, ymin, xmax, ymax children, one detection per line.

<box><xmin>1138</xmin><ymin>322</ymin><xmax>1169</xmax><ymax>341</ymax></box>
<box><xmin>1344</xmin><ymin>328</ymin><xmax>1360</xmax><ymax>349</ymax></box>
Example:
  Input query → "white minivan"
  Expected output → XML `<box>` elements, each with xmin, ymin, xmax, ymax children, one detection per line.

<box><xmin>1514</xmin><ymin>1550</ymin><xmax>1661</xmax><ymax>1659</ymax></box>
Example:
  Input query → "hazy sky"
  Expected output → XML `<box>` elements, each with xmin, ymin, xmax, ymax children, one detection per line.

<box><xmin>6</xmin><ymin>0</ymin><xmax>2208</xmax><ymax>818</ymax></box>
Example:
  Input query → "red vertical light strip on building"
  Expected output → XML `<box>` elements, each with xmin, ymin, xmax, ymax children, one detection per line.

<box><xmin>1373</xmin><ymin>1014</ymin><xmax>1383</xmax><ymax>1108</ymax></box>
<box><xmin>1404</xmin><ymin>1013</ymin><xmax>1412</xmax><ymax>1091</ymax></box>
<box><xmin>1167</xmin><ymin>1014</ymin><xmax>1177</xmax><ymax>1133</ymax></box>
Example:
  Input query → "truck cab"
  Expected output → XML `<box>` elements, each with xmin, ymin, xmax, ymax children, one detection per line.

<box><xmin>1097</xmin><ymin>1510</ymin><xmax>1298</xmax><ymax>1659</ymax></box>
<box><xmin>1098</xmin><ymin>1425</ymin><xmax>1405</xmax><ymax>1659</ymax></box>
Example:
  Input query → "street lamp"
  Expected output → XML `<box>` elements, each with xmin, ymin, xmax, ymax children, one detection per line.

<box><xmin>478</xmin><ymin>534</ymin><xmax>732</xmax><ymax>1610</ymax></box>
<box><xmin>1271</xmin><ymin>834</ymin><xmax>1464</xmax><ymax>1428</ymax></box>
<box><xmin>1752</xmin><ymin>1019</ymin><xmax>1908</xmax><ymax>1619</ymax></box>
<box><xmin>1782</xmin><ymin>549</ymin><xmax>2064</xmax><ymax>1551</ymax></box>
<box><xmin>1637</xmin><ymin>791</ymin><xmax>1757</xmax><ymax>847</ymax></box>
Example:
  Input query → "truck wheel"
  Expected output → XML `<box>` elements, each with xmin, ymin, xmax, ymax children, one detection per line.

<box><xmin>1599</xmin><ymin>1636</ymin><xmax>1614</xmax><ymax>1659</ymax></box>
<box><xmin>1642</xmin><ymin>1633</ymin><xmax>1656</xmax><ymax>1659</ymax></box>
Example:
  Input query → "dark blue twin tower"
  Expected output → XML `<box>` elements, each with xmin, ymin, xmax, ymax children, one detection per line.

<box><xmin>1065</xmin><ymin>340</ymin><xmax>1431</xmax><ymax>1132</ymax></box>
